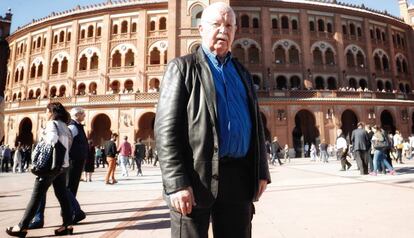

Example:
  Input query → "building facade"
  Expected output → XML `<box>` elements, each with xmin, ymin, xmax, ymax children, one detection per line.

<box><xmin>4</xmin><ymin>0</ymin><xmax>414</xmax><ymax>156</ymax></box>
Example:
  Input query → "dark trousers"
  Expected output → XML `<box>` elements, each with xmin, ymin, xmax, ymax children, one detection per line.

<box><xmin>1</xmin><ymin>156</ymin><xmax>10</xmax><ymax>172</ymax></box>
<box><xmin>170</xmin><ymin>160</ymin><xmax>254</xmax><ymax>238</ymax></box>
<box><xmin>338</xmin><ymin>149</ymin><xmax>351</xmax><ymax>170</ymax></box>
<box><xmin>19</xmin><ymin>169</ymin><xmax>72</xmax><ymax>229</ymax></box>
<box><xmin>368</xmin><ymin>152</ymin><xmax>374</xmax><ymax>172</ymax></box>
<box><xmin>135</xmin><ymin>158</ymin><xmax>143</xmax><ymax>175</ymax></box>
<box><xmin>67</xmin><ymin>159</ymin><xmax>85</xmax><ymax>197</ymax></box>
<box><xmin>354</xmin><ymin>150</ymin><xmax>369</xmax><ymax>175</ymax></box>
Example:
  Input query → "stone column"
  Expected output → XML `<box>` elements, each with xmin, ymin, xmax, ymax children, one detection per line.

<box><xmin>363</xmin><ymin>18</ymin><xmax>375</xmax><ymax>90</ymax></box>
<box><xmin>300</xmin><ymin>9</ymin><xmax>311</xmax><ymax>89</ymax></box>
<box><xmin>386</xmin><ymin>24</ymin><xmax>397</xmax><ymax>90</ymax></box>
<box><xmin>261</xmin><ymin>7</ymin><xmax>272</xmax><ymax>90</ymax></box>
<box><xmin>334</xmin><ymin>13</ymin><xmax>345</xmax><ymax>88</ymax></box>
<box><xmin>100</xmin><ymin>14</ymin><xmax>111</xmax><ymax>94</ymax></box>
<box><xmin>69</xmin><ymin>20</ymin><xmax>79</xmax><ymax>96</ymax></box>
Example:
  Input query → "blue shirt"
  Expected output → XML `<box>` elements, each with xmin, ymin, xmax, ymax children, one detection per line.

<box><xmin>202</xmin><ymin>46</ymin><xmax>252</xmax><ymax>158</ymax></box>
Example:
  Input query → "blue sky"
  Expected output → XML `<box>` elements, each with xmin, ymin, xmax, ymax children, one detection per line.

<box><xmin>0</xmin><ymin>0</ymin><xmax>403</xmax><ymax>33</ymax></box>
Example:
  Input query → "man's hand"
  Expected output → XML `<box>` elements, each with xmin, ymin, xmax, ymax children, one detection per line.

<box><xmin>255</xmin><ymin>179</ymin><xmax>268</xmax><ymax>201</ymax></box>
<box><xmin>170</xmin><ymin>186</ymin><xmax>196</xmax><ymax>216</ymax></box>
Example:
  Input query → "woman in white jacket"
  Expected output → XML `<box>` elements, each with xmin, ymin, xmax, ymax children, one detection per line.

<box><xmin>12</xmin><ymin>142</ymin><xmax>22</xmax><ymax>173</ymax></box>
<box><xmin>6</xmin><ymin>102</ymin><xmax>74</xmax><ymax>237</ymax></box>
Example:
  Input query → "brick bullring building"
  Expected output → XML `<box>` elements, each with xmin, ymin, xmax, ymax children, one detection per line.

<box><xmin>4</xmin><ymin>0</ymin><xmax>414</xmax><ymax>156</ymax></box>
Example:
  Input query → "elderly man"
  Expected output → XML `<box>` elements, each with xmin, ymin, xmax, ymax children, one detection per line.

<box><xmin>155</xmin><ymin>3</ymin><xmax>270</xmax><ymax>238</ymax></box>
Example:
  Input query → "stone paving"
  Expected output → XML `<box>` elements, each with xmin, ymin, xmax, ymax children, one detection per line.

<box><xmin>1</xmin><ymin>158</ymin><xmax>414</xmax><ymax>238</ymax></box>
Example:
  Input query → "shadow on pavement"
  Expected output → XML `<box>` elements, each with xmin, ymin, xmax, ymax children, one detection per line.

<box><xmin>85</xmin><ymin>205</ymin><xmax>167</xmax><ymax>216</ymax></box>
<box><xmin>396</xmin><ymin>166</ymin><xmax>414</xmax><ymax>174</ymax></box>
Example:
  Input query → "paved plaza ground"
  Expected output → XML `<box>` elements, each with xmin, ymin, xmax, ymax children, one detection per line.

<box><xmin>1</xmin><ymin>157</ymin><xmax>414</xmax><ymax>238</ymax></box>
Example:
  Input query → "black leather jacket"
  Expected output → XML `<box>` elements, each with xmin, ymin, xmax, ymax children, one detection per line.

<box><xmin>155</xmin><ymin>47</ymin><xmax>271</xmax><ymax>207</ymax></box>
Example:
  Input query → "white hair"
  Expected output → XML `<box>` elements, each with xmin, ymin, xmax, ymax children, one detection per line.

<box><xmin>200</xmin><ymin>2</ymin><xmax>236</xmax><ymax>26</ymax></box>
<box><xmin>70</xmin><ymin>107</ymin><xmax>85</xmax><ymax>119</ymax></box>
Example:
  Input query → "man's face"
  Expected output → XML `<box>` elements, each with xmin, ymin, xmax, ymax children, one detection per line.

<box><xmin>199</xmin><ymin>8</ymin><xmax>236</xmax><ymax>57</ymax></box>
<box><xmin>77</xmin><ymin>112</ymin><xmax>85</xmax><ymax>122</ymax></box>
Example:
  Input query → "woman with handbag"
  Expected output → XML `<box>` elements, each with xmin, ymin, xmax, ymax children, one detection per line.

<box><xmin>6</xmin><ymin>102</ymin><xmax>74</xmax><ymax>237</ymax></box>
<box><xmin>370</xmin><ymin>125</ymin><xmax>396</xmax><ymax>176</ymax></box>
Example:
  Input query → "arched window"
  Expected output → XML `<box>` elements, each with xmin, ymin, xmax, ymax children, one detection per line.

<box><xmin>290</xmin><ymin>76</ymin><xmax>301</xmax><ymax>89</ymax></box>
<box><xmin>37</xmin><ymin>36</ymin><xmax>41</xmax><ymax>48</ymax></box>
<box><xmin>80</xmin><ymin>29</ymin><xmax>85</xmax><ymax>39</ymax></box>
<box><xmin>356</xmin><ymin>51</ymin><xmax>365</xmax><ymax>67</ymax></box>
<box><xmin>28</xmin><ymin>90</ymin><xmax>34</xmax><ymax>99</ymax></box>
<box><xmin>77</xmin><ymin>83</ymin><xmax>86</xmax><ymax>95</ymax></box>
<box><xmin>112</xmin><ymin>50</ymin><xmax>122</xmax><ymax>67</ymax></box>
<box><xmin>377</xmin><ymin>81</ymin><xmax>384</xmax><ymax>91</ymax></box>
<box><xmin>67</xmin><ymin>32</ymin><xmax>71</xmax><ymax>41</ymax></box>
<box><xmin>346</xmin><ymin>50</ymin><xmax>355</xmax><ymax>67</ymax></box>
<box><xmin>150</xmin><ymin>21</ymin><xmax>156</xmax><ymax>31</ymax></box>
<box><xmin>349</xmin><ymin>78</ymin><xmax>357</xmax><ymax>89</ymax></box>
<box><xmin>276</xmin><ymin>76</ymin><xmax>287</xmax><ymax>90</ymax></box>
<box><xmin>59</xmin><ymin>31</ymin><xmax>65</xmax><ymax>42</ymax></box>
<box><xmin>327</xmin><ymin>77</ymin><xmax>337</xmax><ymax>90</ymax></box>
<box><xmin>52</xmin><ymin>59</ymin><xmax>59</xmax><ymax>74</ymax></box>
<box><xmin>399</xmin><ymin>83</ymin><xmax>405</xmax><ymax>92</ymax></box>
<box><xmin>325</xmin><ymin>49</ymin><xmax>335</xmax><ymax>65</ymax></box>
<box><xmin>14</xmin><ymin>70</ymin><xmax>19</xmax><ymax>82</ymax></box>
<box><xmin>313</xmin><ymin>47</ymin><xmax>323</xmax><ymax>65</ymax></box>
<box><xmin>50</xmin><ymin>86</ymin><xmax>57</xmax><ymax>97</ymax></box>
<box><xmin>150</xmin><ymin>47</ymin><xmax>161</xmax><ymax>64</ymax></box>
<box><xmin>113</xmin><ymin>24</ymin><xmax>118</xmax><ymax>34</ymax></box>
<box><xmin>97</xmin><ymin>27</ymin><xmax>101</xmax><ymax>37</ymax></box>
<box><xmin>374</xmin><ymin>55</ymin><xmax>381</xmax><ymax>70</ymax></box>
<box><xmin>315</xmin><ymin>77</ymin><xmax>325</xmax><ymax>90</ymax></box>
<box><xmin>402</xmin><ymin>60</ymin><xmax>408</xmax><ymax>73</ymax></box>
<box><xmin>54</xmin><ymin>35</ymin><xmax>58</xmax><ymax>44</ymax></box>
<box><xmin>292</xmin><ymin>20</ymin><xmax>298</xmax><ymax>30</ymax></box>
<box><xmin>382</xmin><ymin>55</ymin><xmax>389</xmax><ymax>71</ymax></box>
<box><xmin>248</xmin><ymin>45</ymin><xmax>260</xmax><ymax>63</ymax></box>
<box><xmin>232</xmin><ymin>44</ymin><xmax>245</xmax><ymax>63</ymax></box>
<box><xmin>317</xmin><ymin>19</ymin><xmax>325</xmax><ymax>32</ymax></box>
<box><xmin>30</xmin><ymin>64</ymin><xmax>36</xmax><ymax>78</ymax></box>
<box><xmin>59</xmin><ymin>85</ymin><xmax>66</xmax><ymax>97</ymax></box>
<box><xmin>35</xmin><ymin>89</ymin><xmax>41</xmax><ymax>99</ymax></box>
<box><xmin>110</xmin><ymin>81</ymin><xmax>120</xmax><ymax>93</ymax></box>
<box><xmin>359</xmin><ymin>79</ymin><xmax>367</xmax><ymax>90</ymax></box>
<box><xmin>61</xmin><ymin>57</ymin><xmax>68</xmax><ymax>73</ymax></box>
<box><xmin>241</xmin><ymin>15</ymin><xmax>249</xmax><ymax>28</ymax></box>
<box><xmin>385</xmin><ymin>81</ymin><xmax>392</xmax><ymax>91</ymax></box>
<box><xmin>90</xmin><ymin>53</ymin><xmax>99</xmax><ymax>69</ymax></box>
<box><xmin>79</xmin><ymin>54</ymin><xmax>88</xmax><ymax>71</ymax></box>
<box><xmin>376</xmin><ymin>28</ymin><xmax>381</xmax><ymax>40</ymax></box>
<box><xmin>272</xmin><ymin>19</ymin><xmax>278</xmax><ymax>29</ymax></box>
<box><xmin>289</xmin><ymin>46</ymin><xmax>299</xmax><ymax>64</ymax></box>
<box><xmin>396</xmin><ymin>59</ymin><xmax>402</xmax><ymax>73</ymax></box>
<box><xmin>131</xmin><ymin>23</ymin><xmax>137</xmax><ymax>33</ymax></box>
<box><xmin>381</xmin><ymin>32</ymin><xmax>386</xmax><ymax>42</ymax></box>
<box><xmin>37</xmin><ymin>63</ymin><xmax>43</xmax><ymax>77</ymax></box>
<box><xmin>370</xmin><ymin>29</ymin><xmax>374</xmax><ymax>39</ymax></box>
<box><xmin>309</xmin><ymin>21</ymin><xmax>315</xmax><ymax>31</ymax></box>
<box><xmin>350</xmin><ymin>23</ymin><xmax>356</xmax><ymax>35</ymax></box>
<box><xmin>121</xmin><ymin>21</ymin><xmax>128</xmax><ymax>33</ymax></box>
<box><xmin>124</xmin><ymin>80</ymin><xmax>134</xmax><ymax>92</ymax></box>
<box><xmin>327</xmin><ymin>23</ymin><xmax>333</xmax><ymax>33</ymax></box>
<box><xmin>12</xmin><ymin>93</ymin><xmax>16</xmax><ymax>101</ymax></box>
<box><xmin>253</xmin><ymin>18</ymin><xmax>259</xmax><ymax>28</ymax></box>
<box><xmin>164</xmin><ymin>50</ymin><xmax>168</xmax><ymax>65</ymax></box>
<box><xmin>17</xmin><ymin>92</ymin><xmax>22</xmax><ymax>100</ymax></box>
<box><xmin>357</xmin><ymin>27</ymin><xmax>362</xmax><ymax>37</ymax></box>
<box><xmin>275</xmin><ymin>45</ymin><xmax>285</xmax><ymax>64</ymax></box>
<box><xmin>281</xmin><ymin>16</ymin><xmax>289</xmax><ymax>29</ymax></box>
<box><xmin>342</xmin><ymin>25</ymin><xmax>347</xmax><ymax>35</ymax></box>
<box><xmin>87</xmin><ymin>25</ymin><xmax>94</xmax><ymax>37</ymax></box>
<box><xmin>191</xmin><ymin>5</ymin><xmax>203</xmax><ymax>27</ymax></box>
<box><xmin>89</xmin><ymin>82</ymin><xmax>97</xmax><ymax>94</ymax></box>
<box><xmin>159</xmin><ymin>17</ymin><xmax>167</xmax><ymax>30</ymax></box>
<box><xmin>125</xmin><ymin>49</ymin><xmax>135</xmax><ymax>66</ymax></box>
<box><xmin>149</xmin><ymin>78</ymin><xmax>160</xmax><ymax>92</ymax></box>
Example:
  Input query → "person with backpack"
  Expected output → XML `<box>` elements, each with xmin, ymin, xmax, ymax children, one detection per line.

<box><xmin>370</xmin><ymin>125</ymin><xmax>396</xmax><ymax>176</ymax></box>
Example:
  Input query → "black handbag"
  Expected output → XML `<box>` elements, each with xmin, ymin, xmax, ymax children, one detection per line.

<box><xmin>373</xmin><ymin>133</ymin><xmax>390</xmax><ymax>151</ymax></box>
<box><xmin>31</xmin><ymin>122</ymin><xmax>66</xmax><ymax>177</ymax></box>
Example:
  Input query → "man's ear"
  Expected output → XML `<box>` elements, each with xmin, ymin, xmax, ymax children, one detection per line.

<box><xmin>198</xmin><ymin>24</ymin><xmax>203</xmax><ymax>35</ymax></box>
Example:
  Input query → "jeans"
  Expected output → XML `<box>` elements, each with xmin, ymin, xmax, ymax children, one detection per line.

<box><xmin>119</xmin><ymin>155</ymin><xmax>129</xmax><ymax>176</ymax></box>
<box><xmin>320</xmin><ymin>151</ymin><xmax>329</xmax><ymax>162</ymax></box>
<box><xmin>373</xmin><ymin>150</ymin><xmax>394</xmax><ymax>173</ymax></box>
<box><xmin>19</xmin><ymin>169</ymin><xmax>72</xmax><ymax>229</ymax></box>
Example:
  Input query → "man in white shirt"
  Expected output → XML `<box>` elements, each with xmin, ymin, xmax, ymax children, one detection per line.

<box><xmin>336</xmin><ymin>129</ymin><xmax>352</xmax><ymax>171</ymax></box>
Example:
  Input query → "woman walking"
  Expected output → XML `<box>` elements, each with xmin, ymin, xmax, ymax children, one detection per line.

<box><xmin>12</xmin><ymin>142</ymin><xmax>22</xmax><ymax>173</ymax></box>
<box><xmin>6</xmin><ymin>102</ymin><xmax>74</xmax><ymax>237</ymax></box>
<box><xmin>370</xmin><ymin>125</ymin><xmax>396</xmax><ymax>176</ymax></box>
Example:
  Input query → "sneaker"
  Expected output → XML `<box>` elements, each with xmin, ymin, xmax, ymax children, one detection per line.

<box><xmin>389</xmin><ymin>170</ymin><xmax>396</xmax><ymax>175</ymax></box>
<box><xmin>369</xmin><ymin>172</ymin><xmax>377</xmax><ymax>176</ymax></box>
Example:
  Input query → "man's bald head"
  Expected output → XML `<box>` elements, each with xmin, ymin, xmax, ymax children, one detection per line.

<box><xmin>200</xmin><ymin>2</ymin><xmax>236</xmax><ymax>27</ymax></box>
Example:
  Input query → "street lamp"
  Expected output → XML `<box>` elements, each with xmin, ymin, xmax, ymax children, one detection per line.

<box><xmin>368</xmin><ymin>108</ymin><xmax>376</xmax><ymax>120</ymax></box>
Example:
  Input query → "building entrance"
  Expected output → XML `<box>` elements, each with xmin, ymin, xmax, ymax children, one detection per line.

<box><xmin>292</xmin><ymin>110</ymin><xmax>319</xmax><ymax>157</ymax></box>
<box><xmin>341</xmin><ymin>110</ymin><xmax>358</xmax><ymax>142</ymax></box>
<box><xmin>17</xmin><ymin>117</ymin><xmax>33</xmax><ymax>146</ymax></box>
<box><xmin>380</xmin><ymin>110</ymin><xmax>395</xmax><ymax>134</ymax></box>
<box><xmin>90</xmin><ymin>114</ymin><xmax>112</xmax><ymax>146</ymax></box>
<box><xmin>136</xmin><ymin>112</ymin><xmax>155</xmax><ymax>147</ymax></box>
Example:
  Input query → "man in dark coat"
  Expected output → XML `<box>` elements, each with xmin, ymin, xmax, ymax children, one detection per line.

<box><xmin>271</xmin><ymin>136</ymin><xmax>283</xmax><ymax>165</ymax></box>
<box><xmin>155</xmin><ymin>3</ymin><xmax>270</xmax><ymax>238</ymax></box>
<box><xmin>134</xmin><ymin>138</ymin><xmax>146</xmax><ymax>176</ymax></box>
<box><xmin>351</xmin><ymin>122</ymin><xmax>370</xmax><ymax>175</ymax></box>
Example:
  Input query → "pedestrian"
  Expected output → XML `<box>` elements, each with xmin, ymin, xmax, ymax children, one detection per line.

<box><xmin>393</xmin><ymin>130</ymin><xmax>404</xmax><ymax>164</ymax></box>
<box><xmin>271</xmin><ymin>136</ymin><xmax>283</xmax><ymax>165</ymax></box>
<box><xmin>351</xmin><ymin>122</ymin><xmax>370</xmax><ymax>175</ymax></box>
<box><xmin>84</xmin><ymin>140</ymin><xmax>95</xmax><ymax>182</ymax></box>
<box><xmin>146</xmin><ymin>146</ymin><xmax>153</xmax><ymax>165</ymax></box>
<box><xmin>134</xmin><ymin>138</ymin><xmax>145</xmax><ymax>176</ymax></box>
<box><xmin>154</xmin><ymin>3</ymin><xmax>270</xmax><ymax>237</ymax></box>
<box><xmin>319</xmin><ymin>139</ymin><xmax>329</xmax><ymax>163</ymax></box>
<box><xmin>370</xmin><ymin>125</ymin><xmax>396</xmax><ymax>176</ymax></box>
<box><xmin>118</xmin><ymin>136</ymin><xmax>132</xmax><ymax>177</ymax></box>
<box><xmin>100</xmin><ymin>146</ymin><xmax>106</xmax><ymax>168</ymax></box>
<box><xmin>283</xmin><ymin>144</ymin><xmax>290</xmax><ymax>163</ymax></box>
<box><xmin>1</xmin><ymin>145</ymin><xmax>11</xmax><ymax>173</ymax></box>
<box><xmin>6</xmin><ymin>102</ymin><xmax>74</xmax><ymax>237</ymax></box>
<box><xmin>95</xmin><ymin>145</ymin><xmax>102</xmax><ymax>168</ymax></box>
<box><xmin>310</xmin><ymin>143</ymin><xmax>317</xmax><ymax>161</ymax></box>
<box><xmin>12</xmin><ymin>142</ymin><xmax>22</xmax><ymax>173</ymax></box>
<box><xmin>104</xmin><ymin>133</ymin><xmax>118</xmax><ymax>184</ymax></box>
<box><xmin>336</xmin><ymin>129</ymin><xmax>352</xmax><ymax>171</ymax></box>
<box><xmin>365</xmin><ymin>125</ymin><xmax>374</xmax><ymax>172</ymax></box>
<box><xmin>153</xmin><ymin>148</ymin><xmax>159</xmax><ymax>167</ymax></box>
